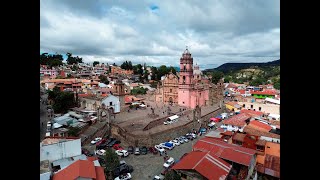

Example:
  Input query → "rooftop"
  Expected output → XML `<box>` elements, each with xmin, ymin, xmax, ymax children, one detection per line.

<box><xmin>249</xmin><ymin>120</ymin><xmax>273</xmax><ymax>132</ymax></box>
<box><xmin>41</xmin><ymin>137</ymin><xmax>79</xmax><ymax>145</ymax></box>
<box><xmin>244</xmin><ymin>126</ymin><xmax>280</xmax><ymax>139</ymax></box>
<box><xmin>193</xmin><ymin>137</ymin><xmax>256</xmax><ymax>166</ymax></box>
<box><xmin>53</xmin><ymin>160</ymin><xmax>105</xmax><ymax>180</ymax></box>
<box><xmin>223</xmin><ymin>113</ymin><xmax>251</xmax><ymax>127</ymax></box>
<box><xmin>172</xmin><ymin>151</ymin><xmax>231</xmax><ymax>180</ymax></box>
<box><xmin>240</xmin><ymin>109</ymin><xmax>264</xmax><ymax>117</ymax></box>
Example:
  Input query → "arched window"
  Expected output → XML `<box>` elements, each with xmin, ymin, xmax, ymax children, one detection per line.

<box><xmin>182</xmin><ymin>76</ymin><xmax>186</xmax><ymax>84</ymax></box>
<box><xmin>183</xmin><ymin>64</ymin><xmax>186</xmax><ymax>71</ymax></box>
<box><xmin>170</xmin><ymin>89</ymin><xmax>172</xmax><ymax>93</ymax></box>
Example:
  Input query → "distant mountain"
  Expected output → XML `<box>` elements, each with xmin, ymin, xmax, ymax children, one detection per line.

<box><xmin>204</xmin><ymin>59</ymin><xmax>280</xmax><ymax>74</ymax></box>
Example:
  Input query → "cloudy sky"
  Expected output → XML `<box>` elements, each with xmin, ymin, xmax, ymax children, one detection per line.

<box><xmin>40</xmin><ymin>0</ymin><xmax>280</xmax><ymax>69</ymax></box>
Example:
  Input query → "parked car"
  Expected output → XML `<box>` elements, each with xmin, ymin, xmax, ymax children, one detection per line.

<box><xmin>186</xmin><ymin>133</ymin><xmax>197</xmax><ymax>139</ymax></box>
<box><xmin>115</xmin><ymin>150</ymin><xmax>129</xmax><ymax>157</ymax></box>
<box><xmin>113</xmin><ymin>144</ymin><xmax>124</xmax><ymax>150</ymax></box>
<box><xmin>140</xmin><ymin>146</ymin><xmax>148</xmax><ymax>155</ymax></box>
<box><xmin>91</xmin><ymin>137</ymin><xmax>102</xmax><ymax>145</ymax></box>
<box><xmin>95</xmin><ymin>149</ymin><xmax>106</xmax><ymax>156</ymax></box>
<box><xmin>149</xmin><ymin>147</ymin><xmax>158</xmax><ymax>154</ymax></box>
<box><xmin>107</xmin><ymin>139</ymin><xmax>121</xmax><ymax>147</ymax></box>
<box><xmin>199</xmin><ymin>128</ymin><xmax>207</xmax><ymax>134</ymax></box>
<box><xmin>134</xmin><ymin>147</ymin><xmax>140</xmax><ymax>155</ymax></box>
<box><xmin>180</xmin><ymin>136</ymin><xmax>189</xmax><ymax>143</ymax></box>
<box><xmin>114</xmin><ymin>173</ymin><xmax>132</xmax><ymax>180</ymax></box>
<box><xmin>170</xmin><ymin>140</ymin><xmax>180</xmax><ymax>146</ymax></box>
<box><xmin>127</xmin><ymin>146</ymin><xmax>134</xmax><ymax>154</ymax></box>
<box><xmin>153</xmin><ymin>175</ymin><xmax>165</xmax><ymax>180</ymax></box>
<box><xmin>96</xmin><ymin>141</ymin><xmax>110</xmax><ymax>150</ymax></box>
<box><xmin>160</xmin><ymin>142</ymin><xmax>174</xmax><ymax>150</ymax></box>
<box><xmin>154</xmin><ymin>145</ymin><xmax>165</xmax><ymax>153</ymax></box>
<box><xmin>163</xmin><ymin>157</ymin><xmax>175</xmax><ymax>168</ymax></box>
<box><xmin>96</xmin><ymin>139</ymin><xmax>106</xmax><ymax>146</ymax></box>
<box><xmin>113</xmin><ymin>162</ymin><xmax>134</xmax><ymax>177</ymax></box>
<box><xmin>185</xmin><ymin>135</ymin><xmax>194</xmax><ymax>140</ymax></box>
<box><xmin>177</xmin><ymin>137</ymin><xmax>184</xmax><ymax>144</ymax></box>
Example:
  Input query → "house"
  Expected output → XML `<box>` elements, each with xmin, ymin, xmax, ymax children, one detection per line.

<box><xmin>101</xmin><ymin>94</ymin><xmax>120</xmax><ymax>113</ymax></box>
<box><xmin>172</xmin><ymin>151</ymin><xmax>232</xmax><ymax>180</ymax></box>
<box><xmin>238</xmin><ymin>101</ymin><xmax>280</xmax><ymax>115</ymax></box>
<box><xmin>192</xmin><ymin>137</ymin><xmax>257</xmax><ymax>180</ymax></box>
<box><xmin>240</xmin><ymin>109</ymin><xmax>264</xmax><ymax>118</ymax></box>
<box><xmin>52</xmin><ymin>159</ymin><xmax>106</xmax><ymax>180</ymax></box>
<box><xmin>221</xmin><ymin>113</ymin><xmax>252</xmax><ymax>132</ymax></box>
<box><xmin>250</xmin><ymin>90</ymin><xmax>276</xmax><ymax>99</ymax></box>
<box><xmin>225</xmin><ymin>101</ymin><xmax>241</xmax><ymax>112</ymax></box>
<box><xmin>40</xmin><ymin>137</ymin><xmax>81</xmax><ymax>162</ymax></box>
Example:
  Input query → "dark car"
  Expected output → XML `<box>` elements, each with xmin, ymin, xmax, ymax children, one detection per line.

<box><xmin>107</xmin><ymin>139</ymin><xmax>121</xmax><ymax>147</ymax></box>
<box><xmin>96</xmin><ymin>139</ymin><xmax>107</xmax><ymax>146</ymax></box>
<box><xmin>97</xmin><ymin>138</ymin><xmax>115</xmax><ymax>149</ymax></box>
<box><xmin>140</xmin><ymin>146</ymin><xmax>148</xmax><ymax>155</ymax></box>
<box><xmin>113</xmin><ymin>164</ymin><xmax>134</xmax><ymax>177</ymax></box>
<box><xmin>186</xmin><ymin>135</ymin><xmax>194</xmax><ymax>140</ymax></box>
<box><xmin>127</xmin><ymin>146</ymin><xmax>134</xmax><ymax>154</ymax></box>
<box><xmin>149</xmin><ymin>147</ymin><xmax>158</xmax><ymax>154</ymax></box>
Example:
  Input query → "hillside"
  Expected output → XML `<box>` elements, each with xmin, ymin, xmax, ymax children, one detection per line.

<box><xmin>204</xmin><ymin>59</ymin><xmax>280</xmax><ymax>89</ymax></box>
<box><xmin>204</xmin><ymin>59</ymin><xmax>280</xmax><ymax>74</ymax></box>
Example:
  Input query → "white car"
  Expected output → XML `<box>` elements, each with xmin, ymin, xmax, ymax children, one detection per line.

<box><xmin>91</xmin><ymin>137</ymin><xmax>102</xmax><ymax>145</ymax></box>
<box><xmin>115</xmin><ymin>150</ymin><xmax>129</xmax><ymax>157</ymax></box>
<box><xmin>154</xmin><ymin>145</ymin><xmax>165</xmax><ymax>153</ymax></box>
<box><xmin>95</xmin><ymin>149</ymin><xmax>106</xmax><ymax>156</ymax></box>
<box><xmin>170</xmin><ymin>140</ymin><xmax>180</xmax><ymax>146</ymax></box>
<box><xmin>186</xmin><ymin>133</ymin><xmax>197</xmax><ymax>139</ymax></box>
<box><xmin>160</xmin><ymin>142</ymin><xmax>174</xmax><ymax>150</ymax></box>
<box><xmin>177</xmin><ymin>137</ymin><xmax>184</xmax><ymax>144</ymax></box>
<box><xmin>114</xmin><ymin>173</ymin><xmax>132</xmax><ymax>180</ymax></box>
<box><xmin>153</xmin><ymin>175</ymin><xmax>165</xmax><ymax>180</ymax></box>
<box><xmin>163</xmin><ymin>157</ymin><xmax>175</xmax><ymax>168</ymax></box>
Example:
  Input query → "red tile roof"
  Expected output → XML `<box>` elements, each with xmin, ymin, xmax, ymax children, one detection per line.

<box><xmin>240</xmin><ymin>109</ymin><xmax>264</xmax><ymax>117</ymax></box>
<box><xmin>192</xmin><ymin>137</ymin><xmax>256</xmax><ymax>166</ymax></box>
<box><xmin>243</xmin><ymin>126</ymin><xmax>280</xmax><ymax>139</ymax></box>
<box><xmin>221</xmin><ymin>131</ymin><xmax>233</xmax><ymax>136</ymax></box>
<box><xmin>264</xmin><ymin>154</ymin><xmax>280</xmax><ymax>178</ymax></box>
<box><xmin>249</xmin><ymin>120</ymin><xmax>272</xmax><ymax>132</ymax></box>
<box><xmin>223</xmin><ymin>113</ymin><xmax>251</xmax><ymax>127</ymax></box>
<box><xmin>172</xmin><ymin>151</ymin><xmax>231</xmax><ymax>180</ymax></box>
<box><xmin>95</xmin><ymin>166</ymin><xmax>107</xmax><ymax>180</ymax></box>
<box><xmin>232</xmin><ymin>133</ymin><xmax>246</xmax><ymax>142</ymax></box>
<box><xmin>53</xmin><ymin>160</ymin><xmax>96</xmax><ymax>180</ymax></box>
<box><xmin>250</xmin><ymin>90</ymin><xmax>276</xmax><ymax>95</ymax></box>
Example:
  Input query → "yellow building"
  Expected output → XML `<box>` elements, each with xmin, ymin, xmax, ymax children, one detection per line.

<box><xmin>225</xmin><ymin>101</ymin><xmax>241</xmax><ymax>112</ymax></box>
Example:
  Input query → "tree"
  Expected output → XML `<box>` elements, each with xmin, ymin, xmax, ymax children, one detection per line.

<box><xmin>274</xmin><ymin>82</ymin><xmax>280</xmax><ymax>90</ymax></box>
<box><xmin>66</xmin><ymin>52</ymin><xmax>83</xmax><ymax>65</ymax></box>
<box><xmin>68</xmin><ymin>127</ymin><xmax>80</xmax><ymax>137</ymax></box>
<box><xmin>48</xmin><ymin>87</ymin><xmax>76</xmax><ymax>113</ymax></box>
<box><xmin>130</xmin><ymin>87</ymin><xmax>147</xmax><ymax>95</ymax></box>
<box><xmin>164</xmin><ymin>170</ymin><xmax>181</xmax><ymax>180</ymax></box>
<box><xmin>224</xmin><ymin>76</ymin><xmax>231</xmax><ymax>83</ymax></box>
<box><xmin>99</xmin><ymin>75</ymin><xmax>109</xmax><ymax>84</ymax></box>
<box><xmin>93</xmin><ymin>61</ymin><xmax>100</xmax><ymax>67</ymax></box>
<box><xmin>209</xmin><ymin>71</ymin><xmax>224</xmax><ymax>84</ymax></box>
<box><xmin>40</xmin><ymin>53</ymin><xmax>63</xmax><ymax>68</ymax></box>
<box><xmin>168</xmin><ymin>66</ymin><xmax>177</xmax><ymax>75</ymax></box>
<box><xmin>104</xmin><ymin>148</ymin><xmax>120</xmax><ymax>179</ymax></box>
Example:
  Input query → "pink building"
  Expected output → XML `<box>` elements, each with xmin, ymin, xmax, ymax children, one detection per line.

<box><xmin>178</xmin><ymin>48</ymin><xmax>209</xmax><ymax>109</ymax></box>
<box><xmin>40</xmin><ymin>66</ymin><xmax>58</xmax><ymax>79</ymax></box>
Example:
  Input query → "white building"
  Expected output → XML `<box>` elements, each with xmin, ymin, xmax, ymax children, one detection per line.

<box><xmin>40</xmin><ymin>137</ymin><xmax>81</xmax><ymax>162</ymax></box>
<box><xmin>101</xmin><ymin>94</ymin><xmax>121</xmax><ymax>113</ymax></box>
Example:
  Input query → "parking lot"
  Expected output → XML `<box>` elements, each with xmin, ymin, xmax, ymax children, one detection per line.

<box><xmin>121</xmin><ymin>135</ymin><xmax>206</xmax><ymax>179</ymax></box>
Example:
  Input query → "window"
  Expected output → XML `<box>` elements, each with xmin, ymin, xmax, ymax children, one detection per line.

<box><xmin>183</xmin><ymin>64</ymin><xmax>186</xmax><ymax>71</ymax></box>
<box><xmin>251</xmin><ymin>104</ymin><xmax>253</xmax><ymax>108</ymax></box>
<box><xmin>183</xmin><ymin>102</ymin><xmax>185</xmax><ymax>104</ymax></box>
<box><xmin>109</xmin><ymin>102</ymin><xmax>112</xmax><ymax>106</ymax></box>
<box><xmin>235</xmin><ymin>141</ymin><xmax>242</xmax><ymax>145</ymax></box>
<box><xmin>182</xmin><ymin>76</ymin><xmax>186</xmax><ymax>84</ymax></box>
<box><xmin>243</xmin><ymin>104</ymin><xmax>245</xmax><ymax>107</ymax></box>
<box><xmin>256</xmin><ymin>146</ymin><xmax>264</xmax><ymax>151</ymax></box>
<box><xmin>170</xmin><ymin>89</ymin><xmax>172</xmax><ymax>93</ymax></box>
<box><xmin>259</xmin><ymin>107</ymin><xmax>261</xmax><ymax>111</ymax></box>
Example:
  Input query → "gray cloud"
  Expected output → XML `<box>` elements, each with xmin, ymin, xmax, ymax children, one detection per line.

<box><xmin>40</xmin><ymin>0</ymin><xmax>280</xmax><ymax>69</ymax></box>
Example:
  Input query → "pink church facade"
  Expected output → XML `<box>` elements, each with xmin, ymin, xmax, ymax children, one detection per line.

<box><xmin>177</xmin><ymin>48</ymin><xmax>210</xmax><ymax>109</ymax></box>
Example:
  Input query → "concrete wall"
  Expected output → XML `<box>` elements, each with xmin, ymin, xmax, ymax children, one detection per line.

<box><xmin>111</xmin><ymin>108</ymin><xmax>223</xmax><ymax>146</ymax></box>
<box><xmin>40</xmin><ymin>138</ymin><xmax>81</xmax><ymax>162</ymax></box>
<box><xmin>240</xmin><ymin>102</ymin><xmax>279</xmax><ymax>114</ymax></box>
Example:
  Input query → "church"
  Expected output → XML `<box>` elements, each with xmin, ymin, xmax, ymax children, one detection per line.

<box><xmin>155</xmin><ymin>47</ymin><xmax>223</xmax><ymax>109</ymax></box>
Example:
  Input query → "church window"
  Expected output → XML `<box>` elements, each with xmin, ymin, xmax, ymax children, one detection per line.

<box><xmin>182</xmin><ymin>76</ymin><xmax>185</xmax><ymax>84</ymax></box>
<box><xmin>110</xmin><ymin>102</ymin><xmax>112</xmax><ymax>106</ymax></box>
<box><xmin>183</xmin><ymin>64</ymin><xmax>186</xmax><ymax>71</ymax></box>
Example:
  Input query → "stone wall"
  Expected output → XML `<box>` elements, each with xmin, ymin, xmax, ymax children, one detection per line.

<box><xmin>111</xmin><ymin>107</ymin><xmax>223</xmax><ymax>147</ymax></box>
